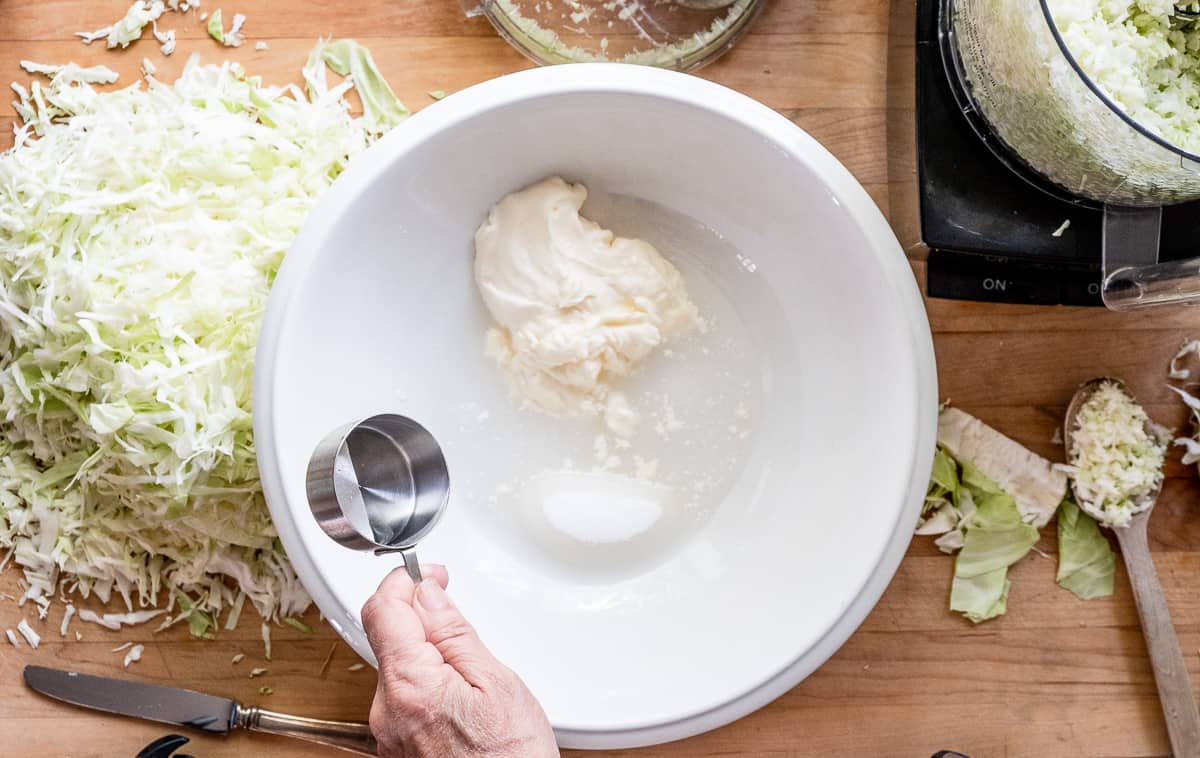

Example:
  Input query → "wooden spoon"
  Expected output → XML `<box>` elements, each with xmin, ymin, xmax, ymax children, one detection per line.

<box><xmin>1064</xmin><ymin>378</ymin><xmax>1200</xmax><ymax>758</ymax></box>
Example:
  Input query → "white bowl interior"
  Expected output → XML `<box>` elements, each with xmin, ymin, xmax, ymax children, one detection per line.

<box><xmin>259</xmin><ymin>68</ymin><xmax>933</xmax><ymax>745</ymax></box>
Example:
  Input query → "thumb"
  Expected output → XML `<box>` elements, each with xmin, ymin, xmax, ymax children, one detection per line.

<box><xmin>413</xmin><ymin>579</ymin><xmax>504</xmax><ymax>689</ymax></box>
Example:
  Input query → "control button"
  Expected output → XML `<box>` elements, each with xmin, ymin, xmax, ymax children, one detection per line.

<box><xmin>926</xmin><ymin>252</ymin><xmax>1061</xmax><ymax>305</ymax></box>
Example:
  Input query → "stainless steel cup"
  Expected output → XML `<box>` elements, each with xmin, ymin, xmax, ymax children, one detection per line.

<box><xmin>305</xmin><ymin>414</ymin><xmax>449</xmax><ymax>583</ymax></box>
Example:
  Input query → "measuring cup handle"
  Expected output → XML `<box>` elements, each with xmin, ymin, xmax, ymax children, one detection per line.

<box><xmin>1103</xmin><ymin>256</ymin><xmax>1200</xmax><ymax>310</ymax></box>
<box><xmin>400</xmin><ymin>548</ymin><xmax>423</xmax><ymax>584</ymax></box>
<box><xmin>1100</xmin><ymin>205</ymin><xmax>1200</xmax><ymax>310</ymax></box>
<box><xmin>370</xmin><ymin>546</ymin><xmax>425</xmax><ymax>583</ymax></box>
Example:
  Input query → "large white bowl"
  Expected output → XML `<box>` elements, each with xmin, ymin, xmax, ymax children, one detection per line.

<box><xmin>254</xmin><ymin>64</ymin><xmax>937</xmax><ymax>749</ymax></box>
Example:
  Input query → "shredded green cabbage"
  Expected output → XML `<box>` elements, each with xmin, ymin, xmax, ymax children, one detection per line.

<box><xmin>71</xmin><ymin>1</ymin><xmax>166</xmax><ymax>50</ymax></box>
<box><xmin>305</xmin><ymin>40</ymin><xmax>410</xmax><ymax>134</ymax></box>
<box><xmin>1168</xmin><ymin>340</ymin><xmax>1200</xmax><ymax>464</ymax></box>
<box><xmin>949</xmin><ymin>470</ymin><xmax>1040</xmax><ymax>624</ymax></box>
<box><xmin>921</xmin><ymin>407</ymin><xmax>1115</xmax><ymax>623</ymax></box>
<box><xmin>206</xmin><ymin>9</ymin><xmax>246</xmax><ymax>47</ymax></box>
<box><xmin>0</xmin><ymin>45</ymin><xmax>407</xmax><ymax>632</ymax></box>
<box><xmin>207</xmin><ymin>9</ymin><xmax>226</xmax><ymax>43</ymax></box>
<box><xmin>922</xmin><ymin>444</ymin><xmax>1038</xmax><ymax>623</ymax></box>
<box><xmin>283</xmin><ymin>616</ymin><xmax>313</xmax><ymax>634</ymax></box>
<box><xmin>108</xmin><ymin>1</ymin><xmax>166</xmax><ymax>48</ymax></box>
<box><xmin>1064</xmin><ymin>381</ymin><xmax>1167</xmax><ymax>527</ymax></box>
<box><xmin>76</xmin><ymin>0</ymin><xmax>193</xmax><ymax>55</ymax></box>
<box><xmin>1056</xmin><ymin>496</ymin><xmax>1116</xmax><ymax>600</ymax></box>
<box><xmin>1050</xmin><ymin>0</ymin><xmax>1200</xmax><ymax>155</ymax></box>
<box><xmin>950</xmin><ymin>567</ymin><xmax>1011</xmax><ymax>624</ymax></box>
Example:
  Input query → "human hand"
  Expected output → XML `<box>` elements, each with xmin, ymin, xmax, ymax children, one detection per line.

<box><xmin>361</xmin><ymin>565</ymin><xmax>559</xmax><ymax>758</ymax></box>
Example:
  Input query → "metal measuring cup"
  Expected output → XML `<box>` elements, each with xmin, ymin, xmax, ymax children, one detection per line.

<box><xmin>305</xmin><ymin>414</ymin><xmax>449</xmax><ymax>583</ymax></box>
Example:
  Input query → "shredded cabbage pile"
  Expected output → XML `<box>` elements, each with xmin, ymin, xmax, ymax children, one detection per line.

<box><xmin>1064</xmin><ymin>381</ymin><xmax>1167</xmax><ymax>527</ymax></box>
<box><xmin>922</xmin><ymin>447</ymin><xmax>1040</xmax><ymax>622</ymax></box>
<box><xmin>1050</xmin><ymin>0</ymin><xmax>1200</xmax><ymax>153</ymax></box>
<box><xmin>0</xmin><ymin>43</ymin><xmax>406</xmax><ymax>633</ymax></box>
<box><xmin>921</xmin><ymin>410</ymin><xmax>1116</xmax><ymax>623</ymax></box>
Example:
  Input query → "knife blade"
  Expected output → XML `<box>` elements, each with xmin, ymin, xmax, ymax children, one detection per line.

<box><xmin>24</xmin><ymin>665</ymin><xmax>237</xmax><ymax>733</ymax></box>
<box><xmin>23</xmin><ymin>665</ymin><xmax>378</xmax><ymax>755</ymax></box>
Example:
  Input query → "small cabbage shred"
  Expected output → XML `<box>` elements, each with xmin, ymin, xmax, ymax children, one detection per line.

<box><xmin>77</xmin><ymin>0</ymin><xmax>200</xmax><ymax>55</ymax></box>
<box><xmin>206</xmin><ymin>9</ymin><xmax>247</xmax><ymax>47</ymax></box>
<box><xmin>106</xmin><ymin>1</ymin><xmax>166</xmax><ymax>48</ymax></box>
<box><xmin>1050</xmin><ymin>0</ymin><xmax>1200</xmax><ymax>153</ymax></box>
<box><xmin>1064</xmin><ymin>381</ymin><xmax>1167</xmax><ymax>527</ymax></box>
<box><xmin>72</xmin><ymin>0</ymin><xmax>165</xmax><ymax>49</ymax></box>
<box><xmin>0</xmin><ymin>43</ymin><xmax>406</xmax><ymax>631</ymax></box>
<box><xmin>1168</xmin><ymin>340</ymin><xmax>1200</xmax><ymax>464</ymax></box>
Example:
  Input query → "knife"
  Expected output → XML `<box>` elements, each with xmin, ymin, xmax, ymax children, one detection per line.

<box><xmin>24</xmin><ymin>665</ymin><xmax>377</xmax><ymax>756</ymax></box>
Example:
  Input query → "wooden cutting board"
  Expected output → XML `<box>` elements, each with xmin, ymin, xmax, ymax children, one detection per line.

<box><xmin>2</xmin><ymin>1</ymin><xmax>1199</xmax><ymax>755</ymax></box>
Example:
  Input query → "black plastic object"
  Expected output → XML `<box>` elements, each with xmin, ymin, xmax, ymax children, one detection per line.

<box><xmin>914</xmin><ymin>0</ymin><xmax>1200</xmax><ymax>305</ymax></box>
<box><xmin>931</xmin><ymin>752</ymin><xmax>972</xmax><ymax>758</ymax></box>
<box><xmin>135</xmin><ymin>734</ymin><xmax>193</xmax><ymax>758</ymax></box>
<box><xmin>925</xmin><ymin>250</ymin><xmax>1096</xmax><ymax>305</ymax></box>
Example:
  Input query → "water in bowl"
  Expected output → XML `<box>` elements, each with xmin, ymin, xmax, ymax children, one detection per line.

<box><xmin>449</xmin><ymin>190</ymin><xmax>780</xmax><ymax>585</ymax></box>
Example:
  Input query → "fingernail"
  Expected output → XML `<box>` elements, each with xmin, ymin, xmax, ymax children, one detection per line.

<box><xmin>417</xmin><ymin>579</ymin><xmax>450</xmax><ymax>610</ymax></box>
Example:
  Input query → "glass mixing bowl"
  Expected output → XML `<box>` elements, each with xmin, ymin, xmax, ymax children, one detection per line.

<box><xmin>464</xmin><ymin>0</ymin><xmax>764</xmax><ymax>71</ymax></box>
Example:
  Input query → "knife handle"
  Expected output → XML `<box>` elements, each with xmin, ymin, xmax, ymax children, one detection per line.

<box><xmin>236</xmin><ymin>705</ymin><xmax>377</xmax><ymax>755</ymax></box>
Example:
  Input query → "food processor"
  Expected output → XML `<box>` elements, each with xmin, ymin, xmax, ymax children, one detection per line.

<box><xmin>916</xmin><ymin>0</ymin><xmax>1200</xmax><ymax>309</ymax></box>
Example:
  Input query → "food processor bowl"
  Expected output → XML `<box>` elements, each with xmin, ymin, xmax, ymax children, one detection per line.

<box><xmin>947</xmin><ymin>0</ymin><xmax>1200</xmax><ymax>205</ymax></box>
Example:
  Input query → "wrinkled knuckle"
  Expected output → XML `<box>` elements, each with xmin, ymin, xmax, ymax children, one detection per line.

<box><xmin>428</xmin><ymin>616</ymin><xmax>477</xmax><ymax>648</ymax></box>
<box><xmin>382</xmin><ymin>678</ymin><xmax>435</xmax><ymax>715</ymax></box>
<box><xmin>379</xmin><ymin>676</ymin><xmax>413</xmax><ymax>703</ymax></box>
<box><xmin>477</xmin><ymin>662</ymin><xmax>518</xmax><ymax>695</ymax></box>
<box><xmin>374</xmin><ymin>648</ymin><xmax>409</xmax><ymax>683</ymax></box>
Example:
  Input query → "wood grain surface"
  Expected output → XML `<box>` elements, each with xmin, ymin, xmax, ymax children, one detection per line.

<box><xmin>2</xmin><ymin>0</ymin><xmax>1199</xmax><ymax>756</ymax></box>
